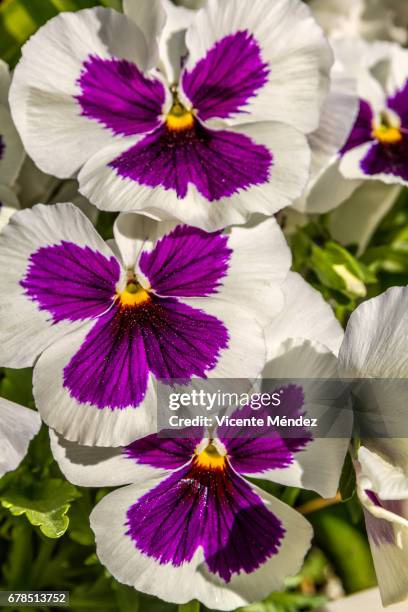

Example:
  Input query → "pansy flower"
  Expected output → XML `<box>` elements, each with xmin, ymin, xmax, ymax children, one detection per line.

<box><xmin>50</xmin><ymin>283</ymin><xmax>351</xmax><ymax>609</ymax></box>
<box><xmin>0</xmin><ymin>398</ymin><xmax>41</xmax><ymax>478</ymax></box>
<box><xmin>339</xmin><ymin>286</ymin><xmax>408</xmax><ymax>606</ymax></box>
<box><xmin>10</xmin><ymin>0</ymin><xmax>332</xmax><ymax>231</ymax></box>
<box><xmin>339</xmin><ymin>41</ymin><xmax>408</xmax><ymax>187</ymax></box>
<box><xmin>51</xmin><ymin>388</ymin><xmax>316</xmax><ymax>610</ymax></box>
<box><xmin>0</xmin><ymin>203</ymin><xmax>290</xmax><ymax>446</ymax></box>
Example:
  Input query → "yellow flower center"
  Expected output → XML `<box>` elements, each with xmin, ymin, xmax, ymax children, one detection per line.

<box><xmin>195</xmin><ymin>442</ymin><xmax>226</xmax><ymax>470</ymax></box>
<box><xmin>372</xmin><ymin>111</ymin><xmax>402</xmax><ymax>144</ymax></box>
<box><xmin>118</xmin><ymin>281</ymin><xmax>151</xmax><ymax>307</ymax></box>
<box><xmin>166</xmin><ymin>101</ymin><xmax>195</xmax><ymax>132</ymax></box>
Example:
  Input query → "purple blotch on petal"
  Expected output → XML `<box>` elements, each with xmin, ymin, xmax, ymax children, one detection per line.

<box><xmin>76</xmin><ymin>55</ymin><xmax>166</xmax><ymax>136</ymax></box>
<box><xmin>21</xmin><ymin>241</ymin><xmax>120</xmax><ymax>322</ymax></box>
<box><xmin>139</xmin><ymin>225</ymin><xmax>232</xmax><ymax>297</ymax></box>
<box><xmin>340</xmin><ymin>99</ymin><xmax>374</xmax><ymax>155</ymax></box>
<box><xmin>63</xmin><ymin>296</ymin><xmax>228</xmax><ymax>410</ymax></box>
<box><xmin>360</xmin><ymin>137</ymin><xmax>408</xmax><ymax>181</ymax></box>
<box><xmin>387</xmin><ymin>79</ymin><xmax>408</xmax><ymax>127</ymax></box>
<box><xmin>126</xmin><ymin>460</ymin><xmax>285</xmax><ymax>581</ymax></box>
<box><xmin>182</xmin><ymin>30</ymin><xmax>269</xmax><ymax>121</ymax></box>
<box><xmin>124</xmin><ymin>432</ymin><xmax>202</xmax><ymax>469</ymax></box>
<box><xmin>220</xmin><ymin>386</ymin><xmax>311</xmax><ymax>474</ymax></box>
<box><xmin>110</xmin><ymin>122</ymin><xmax>272</xmax><ymax>201</ymax></box>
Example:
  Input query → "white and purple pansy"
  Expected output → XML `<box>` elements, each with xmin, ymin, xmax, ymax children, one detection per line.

<box><xmin>9</xmin><ymin>0</ymin><xmax>332</xmax><ymax>231</ymax></box>
<box><xmin>0</xmin><ymin>203</ymin><xmax>290</xmax><ymax>446</ymax></box>
<box><xmin>0</xmin><ymin>398</ymin><xmax>41</xmax><ymax>478</ymax></box>
<box><xmin>50</xmin><ymin>388</ymin><xmax>315</xmax><ymax>610</ymax></box>
<box><xmin>0</xmin><ymin>59</ymin><xmax>24</xmax><ymax>190</ymax></box>
<box><xmin>339</xmin><ymin>41</ymin><xmax>408</xmax><ymax>187</ymax></box>
<box><xmin>339</xmin><ymin>286</ymin><xmax>408</xmax><ymax>606</ymax></box>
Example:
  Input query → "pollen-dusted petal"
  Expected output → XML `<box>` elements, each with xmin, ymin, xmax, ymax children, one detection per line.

<box><xmin>109</xmin><ymin>122</ymin><xmax>272</xmax><ymax>202</ymax></box>
<box><xmin>90</xmin><ymin>474</ymin><xmax>312</xmax><ymax>609</ymax></box>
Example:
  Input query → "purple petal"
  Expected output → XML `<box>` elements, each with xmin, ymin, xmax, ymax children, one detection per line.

<box><xmin>124</xmin><ymin>432</ymin><xmax>202</xmax><ymax>469</ymax></box>
<box><xmin>109</xmin><ymin>123</ymin><xmax>272</xmax><ymax>201</ymax></box>
<box><xmin>387</xmin><ymin>79</ymin><xmax>408</xmax><ymax>127</ymax></box>
<box><xmin>63</xmin><ymin>296</ymin><xmax>228</xmax><ymax>410</ymax></box>
<box><xmin>182</xmin><ymin>30</ymin><xmax>269</xmax><ymax>121</ymax></box>
<box><xmin>21</xmin><ymin>241</ymin><xmax>120</xmax><ymax>323</ymax></box>
<box><xmin>219</xmin><ymin>386</ymin><xmax>311</xmax><ymax>474</ymax></box>
<box><xmin>76</xmin><ymin>55</ymin><xmax>166</xmax><ymax>136</ymax></box>
<box><xmin>139</xmin><ymin>225</ymin><xmax>232</xmax><ymax>297</ymax></box>
<box><xmin>360</xmin><ymin>137</ymin><xmax>408</xmax><ymax>180</ymax></box>
<box><xmin>126</xmin><ymin>461</ymin><xmax>285</xmax><ymax>582</ymax></box>
<box><xmin>340</xmin><ymin>99</ymin><xmax>374</xmax><ymax>155</ymax></box>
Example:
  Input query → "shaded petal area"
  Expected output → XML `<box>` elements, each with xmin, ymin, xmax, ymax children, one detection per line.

<box><xmin>126</xmin><ymin>461</ymin><xmax>284</xmax><ymax>582</ymax></box>
<box><xmin>63</xmin><ymin>296</ymin><xmax>228</xmax><ymax>409</ymax></box>
<box><xmin>139</xmin><ymin>225</ymin><xmax>232</xmax><ymax>297</ymax></box>
<box><xmin>77</xmin><ymin>55</ymin><xmax>166</xmax><ymax>136</ymax></box>
<box><xmin>340</xmin><ymin>99</ymin><xmax>373</xmax><ymax>155</ymax></box>
<box><xmin>109</xmin><ymin>123</ymin><xmax>272</xmax><ymax>201</ymax></box>
<box><xmin>21</xmin><ymin>241</ymin><xmax>120</xmax><ymax>323</ymax></box>
<box><xmin>182</xmin><ymin>30</ymin><xmax>269</xmax><ymax>121</ymax></box>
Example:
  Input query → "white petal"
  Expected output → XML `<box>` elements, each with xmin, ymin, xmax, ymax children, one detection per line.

<box><xmin>78</xmin><ymin>121</ymin><xmax>310</xmax><ymax>232</ymax></box>
<box><xmin>358</xmin><ymin>446</ymin><xmax>408</xmax><ymax>502</ymax></box>
<box><xmin>10</xmin><ymin>8</ymin><xmax>150</xmax><ymax>178</ymax></box>
<box><xmin>0</xmin><ymin>202</ymin><xmax>116</xmax><ymax>367</ymax></box>
<box><xmin>329</xmin><ymin>182</ymin><xmax>401</xmax><ymax>256</ymax></box>
<box><xmin>90</xmin><ymin>477</ymin><xmax>312</xmax><ymax>610</ymax></box>
<box><xmin>33</xmin><ymin>322</ymin><xmax>157</xmax><ymax>447</ymax></box>
<box><xmin>49</xmin><ymin>430</ymin><xmax>159</xmax><ymax>487</ymax></box>
<box><xmin>318</xmin><ymin>587</ymin><xmax>408</xmax><ymax>611</ymax></box>
<box><xmin>265</xmin><ymin>271</ymin><xmax>344</xmax><ymax>360</ymax></box>
<box><xmin>260</xmin><ymin>338</ymin><xmax>350</xmax><ymax>498</ymax></box>
<box><xmin>122</xmin><ymin>0</ymin><xmax>166</xmax><ymax>69</ymax></box>
<box><xmin>0</xmin><ymin>186</ymin><xmax>19</xmax><ymax>232</ymax></box>
<box><xmin>183</xmin><ymin>0</ymin><xmax>332</xmax><ymax>133</ymax></box>
<box><xmin>216</xmin><ymin>218</ymin><xmax>290</xmax><ymax>325</ymax></box>
<box><xmin>114</xmin><ymin>212</ymin><xmax>176</xmax><ymax>269</ymax></box>
<box><xmin>339</xmin><ymin>286</ymin><xmax>408</xmax><ymax>379</ymax></box>
<box><xmin>0</xmin><ymin>398</ymin><xmax>41</xmax><ymax>477</ymax></box>
<box><xmin>160</xmin><ymin>0</ymin><xmax>197</xmax><ymax>82</ymax></box>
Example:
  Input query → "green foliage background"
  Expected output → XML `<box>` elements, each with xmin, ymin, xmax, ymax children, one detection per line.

<box><xmin>0</xmin><ymin>0</ymin><xmax>407</xmax><ymax>610</ymax></box>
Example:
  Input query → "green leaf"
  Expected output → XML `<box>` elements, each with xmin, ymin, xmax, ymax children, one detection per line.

<box><xmin>0</xmin><ymin>368</ymin><xmax>34</xmax><ymax>407</ymax></box>
<box><xmin>309</xmin><ymin>512</ymin><xmax>377</xmax><ymax>593</ymax></box>
<box><xmin>1</xmin><ymin>478</ymin><xmax>81</xmax><ymax>538</ymax></box>
<box><xmin>339</xmin><ymin>452</ymin><xmax>356</xmax><ymax>502</ymax></box>
<box><xmin>178</xmin><ymin>602</ymin><xmax>200</xmax><ymax>612</ymax></box>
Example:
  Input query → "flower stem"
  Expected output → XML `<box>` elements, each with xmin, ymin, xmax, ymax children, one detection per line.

<box><xmin>297</xmin><ymin>492</ymin><xmax>342</xmax><ymax>515</ymax></box>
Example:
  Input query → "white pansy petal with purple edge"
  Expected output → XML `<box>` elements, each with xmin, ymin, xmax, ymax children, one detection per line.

<box><xmin>260</xmin><ymin>339</ymin><xmax>350</xmax><ymax>498</ymax></box>
<box><xmin>265</xmin><ymin>272</ymin><xmax>344</xmax><ymax>360</ymax></box>
<box><xmin>10</xmin><ymin>8</ymin><xmax>160</xmax><ymax>178</ymax></box>
<box><xmin>0</xmin><ymin>398</ymin><xmax>41</xmax><ymax>477</ymax></box>
<box><xmin>182</xmin><ymin>0</ymin><xmax>332</xmax><ymax>132</ymax></box>
<box><xmin>0</xmin><ymin>203</ymin><xmax>118</xmax><ymax>367</ymax></box>
<box><xmin>78</xmin><ymin>121</ymin><xmax>310</xmax><ymax>231</ymax></box>
<box><xmin>90</xmin><ymin>475</ymin><xmax>312</xmax><ymax>610</ymax></box>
